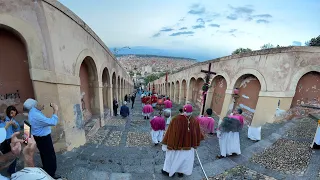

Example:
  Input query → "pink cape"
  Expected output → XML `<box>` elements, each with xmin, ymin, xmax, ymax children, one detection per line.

<box><xmin>150</xmin><ymin>116</ymin><xmax>166</xmax><ymax>131</ymax></box>
<box><xmin>228</xmin><ymin>115</ymin><xmax>244</xmax><ymax>127</ymax></box>
<box><xmin>164</xmin><ymin>100</ymin><xmax>172</xmax><ymax>109</ymax></box>
<box><xmin>143</xmin><ymin>104</ymin><xmax>154</xmax><ymax>113</ymax></box>
<box><xmin>197</xmin><ymin>116</ymin><xmax>215</xmax><ymax>133</ymax></box>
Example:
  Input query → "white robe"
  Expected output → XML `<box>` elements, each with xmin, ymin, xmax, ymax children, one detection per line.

<box><xmin>162</xmin><ymin>145</ymin><xmax>194</xmax><ymax>177</ymax></box>
<box><xmin>151</xmin><ymin>130</ymin><xmax>164</xmax><ymax>144</ymax></box>
<box><xmin>218</xmin><ymin>131</ymin><xmax>241</xmax><ymax>157</ymax></box>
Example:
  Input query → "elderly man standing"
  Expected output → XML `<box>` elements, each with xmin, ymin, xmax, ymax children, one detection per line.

<box><xmin>23</xmin><ymin>98</ymin><xmax>61</xmax><ymax>179</ymax></box>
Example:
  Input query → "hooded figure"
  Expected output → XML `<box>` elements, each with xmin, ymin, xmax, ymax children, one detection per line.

<box><xmin>161</xmin><ymin>104</ymin><xmax>204</xmax><ymax>178</ymax></box>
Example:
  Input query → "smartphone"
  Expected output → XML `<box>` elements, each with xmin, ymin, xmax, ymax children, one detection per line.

<box><xmin>23</xmin><ymin>121</ymin><xmax>31</xmax><ymax>144</ymax></box>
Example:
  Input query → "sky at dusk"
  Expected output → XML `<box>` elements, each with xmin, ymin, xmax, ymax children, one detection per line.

<box><xmin>58</xmin><ymin>0</ymin><xmax>320</xmax><ymax>61</ymax></box>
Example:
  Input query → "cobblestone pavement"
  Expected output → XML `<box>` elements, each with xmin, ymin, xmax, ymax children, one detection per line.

<box><xmin>4</xmin><ymin>97</ymin><xmax>320</xmax><ymax>180</ymax></box>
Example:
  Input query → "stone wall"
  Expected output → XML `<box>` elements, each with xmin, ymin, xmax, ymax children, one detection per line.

<box><xmin>151</xmin><ymin>46</ymin><xmax>320</xmax><ymax>127</ymax></box>
<box><xmin>0</xmin><ymin>0</ymin><xmax>133</xmax><ymax>151</ymax></box>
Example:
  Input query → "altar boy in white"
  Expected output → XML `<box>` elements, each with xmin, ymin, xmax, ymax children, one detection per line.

<box><xmin>216</xmin><ymin>117</ymin><xmax>242</xmax><ymax>158</ymax></box>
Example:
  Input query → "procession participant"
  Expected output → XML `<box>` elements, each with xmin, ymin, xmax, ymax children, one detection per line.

<box><xmin>163</xmin><ymin>97</ymin><xmax>172</xmax><ymax>124</ymax></box>
<box><xmin>0</xmin><ymin>106</ymin><xmax>20</xmax><ymax>175</ymax></box>
<box><xmin>142</xmin><ymin>98</ymin><xmax>153</xmax><ymax>119</ymax></box>
<box><xmin>228</xmin><ymin>108</ymin><xmax>244</xmax><ymax>128</ymax></box>
<box><xmin>216</xmin><ymin>117</ymin><xmax>242</xmax><ymax>159</ymax></box>
<box><xmin>161</xmin><ymin>104</ymin><xmax>204</xmax><ymax>178</ymax></box>
<box><xmin>120</xmin><ymin>101</ymin><xmax>130</xmax><ymax>118</ymax></box>
<box><xmin>23</xmin><ymin>99</ymin><xmax>61</xmax><ymax>179</ymax></box>
<box><xmin>141</xmin><ymin>94</ymin><xmax>146</xmax><ymax>107</ymax></box>
<box><xmin>163</xmin><ymin>109</ymin><xmax>172</xmax><ymax>125</ymax></box>
<box><xmin>178</xmin><ymin>109</ymin><xmax>184</xmax><ymax>115</ymax></box>
<box><xmin>197</xmin><ymin>108</ymin><xmax>215</xmax><ymax>135</ymax></box>
<box><xmin>131</xmin><ymin>93</ymin><xmax>136</xmax><ymax>109</ymax></box>
<box><xmin>151</xmin><ymin>94</ymin><xmax>158</xmax><ymax>108</ymax></box>
<box><xmin>150</xmin><ymin>112</ymin><xmax>166</xmax><ymax>146</ymax></box>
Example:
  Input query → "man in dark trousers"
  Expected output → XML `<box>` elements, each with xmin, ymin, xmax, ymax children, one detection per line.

<box><xmin>23</xmin><ymin>98</ymin><xmax>61</xmax><ymax>179</ymax></box>
<box><xmin>120</xmin><ymin>101</ymin><xmax>130</xmax><ymax>118</ymax></box>
<box><xmin>131</xmin><ymin>93</ymin><xmax>136</xmax><ymax>109</ymax></box>
<box><xmin>113</xmin><ymin>98</ymin><xmax>118</xmax><ymax>116</ymax></box>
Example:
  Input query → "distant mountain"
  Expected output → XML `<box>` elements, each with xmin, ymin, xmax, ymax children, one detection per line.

<box><xmin>116</xmin><ymin>54</ymin><xmax>197</xmax><ymax>61</ymax></box>
<box><xmin>110</xmin><ymin>46</ymin><xmax>211</xmax><ymax>61</ymax></box>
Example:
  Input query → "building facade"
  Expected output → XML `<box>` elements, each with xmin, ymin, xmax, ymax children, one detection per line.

<box><xmin>0</xmin><ymin>0</ymin><xmax>133</xmax><ymax>151</ymax></box>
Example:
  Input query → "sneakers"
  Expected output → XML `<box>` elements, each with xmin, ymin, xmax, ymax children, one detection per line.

<box><xmin>177</xmin><ymin>173</ymin><xmax>184</xmax><ymax>177</ymax></box>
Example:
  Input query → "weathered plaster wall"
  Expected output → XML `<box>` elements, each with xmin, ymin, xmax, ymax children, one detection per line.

<box><xmin>151</xmin><ymin>47</ymin><xmax>320</xmax><ymax>126</ymax></box>
<box><xmin>0</xmin><ymin>0</ymin><xmax>133</xmax><ymax>151</ymax></box>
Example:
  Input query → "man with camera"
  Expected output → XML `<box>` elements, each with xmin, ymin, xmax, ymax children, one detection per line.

<box><xmin>23</xmin><ymin>99</ymin><xmax>60</xmax><ymax>179</ymax></box>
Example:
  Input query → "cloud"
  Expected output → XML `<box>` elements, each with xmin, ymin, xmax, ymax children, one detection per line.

<box><xmin>179</xmin><ymin>17</ymin><xmax>185</xmax><ymax>21</ymax></box>
<box><xmin>292</xmin><ymin>41</ymin><xmax>302</xmax><ymax>46</ymax></box>
<box><xmin>208</xmin><ymin>24</ymin><xmax>220</xmax><ymax>27</ymax></box>
<box><xmin>229</xmin><ymin>29</ymin><xmax>237</xmax><ymax>33</ymax></box>
<box><xmin>179</xmin><ymin>27</ymin><xmax>187</xmax><ymax>30</ymax></box>
<box><xmin>188</xmin><ymin>4</ymin><xmax>206</xmax><ymax>15</ymax></box>
<box><xmin>196</xmin><ymin>18</ymin><xmax>205</xmax><ymax>25</ymax></box>
<box><xmin>152</xmin><ymin>33</ymin><xmax>161</xmax><ymax>38</ymax></box>
<box><xmin>170</xmin><ymin>31</ymin><xmax>194</xmax><ymax>36</ymax></box>
<box><xmin>252</xmin><ymin>14</ymin><xmax>272</xmax><ymax>18</ymax></box>
<box><xmin>256</xmin><ymin>19</ymin><xmax>269</xmax><ymax>23</ymax></box>
<box><xmin>160</xmin><ymin>28</ymin><xmax>174</xmax><ymax>32</ymax></box>
<box><xmin>227</xmin><ymin>14</ymin><xmax>238</xmax><ymax>20</ymax></box>
<box><xmin>192</xmin><ymin>25</ymin><xmax>205</xmax><ymax>29</ymax></box>
<box><xmin>229</xmin><ymin>5</ymin><xmax>254</xmax><ymax>15</ymax></box>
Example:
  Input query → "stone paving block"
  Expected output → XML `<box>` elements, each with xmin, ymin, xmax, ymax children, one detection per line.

<box><xmin>267</xmin><ymin>133</ymin><xmax>282</xmax><ymax>143</ymax></box>
<box><xmin>202</xmin><ymin>158</ymin><xmax>237</xmax><ymax>177</ymax></box>
<box><xmin>251</xmin><ymin>139</ymin><xmax>312</xmax><ymax>175</ymax></box>
<box><xmin>105</xmin><ymin>119</ymin><xmax>126</xmax><ymax>126</ymax></box>
<box><xmin>105</xmin><ymin>131</ymin><xmax>122</xmax><ymax>146</ymax></box>
<box><xmin>126</xmin><ymin>132</ymin><xmax>152</xmax><ymax>147</ymax></box>
<box><xmin>110</xmin><ymin>173</ymin><xmax>132</xmax><ymax>180</ymax></box>
<box><xmin>124</xmin><ymin>164</ymin><xmax>154</xmax><ymax>173</ymax></box>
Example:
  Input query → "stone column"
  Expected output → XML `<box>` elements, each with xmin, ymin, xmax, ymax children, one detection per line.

<box><xmin>205</xmin><ymin>88</ymin><xmax>213</xmax><ymax>110</ymax></box>
<box><xmin>251</xmin><ymin>91</ymin><xmax>294</xmax><ymax>127</ymax></box>
<box><xmin>178</xmin><ymin>83</ymin><xmax>183</xmax><ymax>104</ymax></box>
<box><xmin>220</xmin><ymin>89</ymin><xmax>233</xmax><ymax>119</ymax></box>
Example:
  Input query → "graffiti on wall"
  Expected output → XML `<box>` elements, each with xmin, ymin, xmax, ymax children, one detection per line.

<box><xmin>73</xmin><ymin>104</ymin><xmax>84</xmax><ymax>129</ymax></box>
<box><xmin>0</xmin><ymin>90</ymin><xmax>21</xmax><ymax>112</ymax></box>
<box><xmin>212</xmin><ymin>92</ymin><xmax>223</xmax><ymax>105</ymax></box>
<box><xmin>240</xmin><ymin>77</ymin><xmax>257</xmax><ymax>88</ymax></box>
<box><xmin>239</xmin><ymin>103</ymin><xmax>255</xmax><ymax>125</ymax></box>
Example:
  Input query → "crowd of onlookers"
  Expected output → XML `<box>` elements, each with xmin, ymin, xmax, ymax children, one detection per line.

<box><xmin>0</xmin><ymin>99</ymin><xmax>61</xmax><ymax>179</ymax></box>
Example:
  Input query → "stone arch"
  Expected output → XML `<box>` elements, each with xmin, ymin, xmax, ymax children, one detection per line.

<box><xmin>167</xmin><ymin>83</ymin><xmax>171</xmax><ymax>97</ymax></box>
<box><xmin>0</xmin><ymin>27</ymin><xmax>35</xmax><ymax>113</ymax></box>
<box><xmin>291</xmin><ymin>71</ymin><xmax>320</xmax><ymax>107</ymax></box>
<box><xmin>181</xmin><ymin>79</ymin><xmax>187</xmax><ymax>104</ymax></box>
<box><xmin>210</xmin><ymin>75</ymin><xmax>227</xmax><ymax>115</ymax></box>
<box><xmin>188</xmin><ymin>77</ymin><xmax>196</xmax><ymax>103</ymax></box>
<box><xmin>102</xmin><ymin>67</ymin><xmax>111</xmax><ymax>115</ymax></box>
<box><xmin>75</xmin><ymin>49</ymin><xmax>98</xmax><ymax>77</ymax></box>
<box><xmin>231</xmin><ymin>69</ymin><xmax>267</xmax><ymax>91</ymax></box>
<box><xmin>289</xmin><ymin>65</ymin><xmax>320</xmax><ymax>92</ymax></box>
<box><xmin>0</xmin><ymin>14</ymin><xmax>44</xmax><ymax>70</ymax></box>
<box><xmin>233</xmin><ymin>74</ymin><xmax>261</xmax><ymax>124</ymax></box>
<box><xmin>215</xmin><ymin>72</ymin><xmax>231</xmax><ymax>90</ymax></box>
<box><xmin>120</xmin><ymin>78</ymin><xmax>124</xmax><ymax>102</ymax></box>
<box><xmin>79</xmin><ymin>56</ymin><xmax>100</xmax><ymax>121</ymax></box>
<box><xmin>175</xmin><ymin>80</ymin><xmax>180</xmax><ymax>103</ymax></box>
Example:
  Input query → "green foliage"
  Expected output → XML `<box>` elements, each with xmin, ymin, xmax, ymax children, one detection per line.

<box><xmin>129</xmin><ymin>71</ymin><xmax>134</xmax><ymax>77</ymax></box>
<box><xmin>307</xmin><ymin>35</ymin><xmax>320</xmax><ymax>46</ymax></box>
<box><xmin>136</xmin><ymin>72</ymin><xmax>141</xmax><ymax>76</ymax></box>
<box><xmin>232</xmin><ymin>48</ymin><xmax>252</xmax><ymax>55</ymax></box>
<box><xmin>260</xmin><ymin>43</ymin><xmax>274</xmax><ymax>49</ymax></box>
<box><xmin>144</xmin><ymin>74</ymin><xmax>159</xmax><ymax>85</ymax></box>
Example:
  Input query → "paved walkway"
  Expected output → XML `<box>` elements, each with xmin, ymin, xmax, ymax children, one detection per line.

<box><xmin>8</xmin><ymin>96</ymin><xmax>320</xmax><ymax>180</ymax></box>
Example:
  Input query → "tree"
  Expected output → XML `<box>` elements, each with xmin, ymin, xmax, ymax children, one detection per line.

<box><xmin>232</xmin><ymin>48</ymin><xmax>252</xmax><ymax>55</ymax></box>
<box><xmin>144</xmin><ymin>74</ymin><xmax>159</xmax><ymax>85</ymax></box>
<box><xmin>129</xmin><ymin>71</ymin><xmax>134</xmax><ymax>77</ymax></box>
<box><xmin>260</xmin><ymin>43</ymin><xmax>274</xmax><ymax>49</ymax></box>
<box><xmin>136</xmin><ymin>72</ymin><xmax>141</xmax><ymax>76</ymax></box>
<box><xmin>307</xmin><ymin>35</ymin><xmax>320</xmax><ymax>46</ymax></box>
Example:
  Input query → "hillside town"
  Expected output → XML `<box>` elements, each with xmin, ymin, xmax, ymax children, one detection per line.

<box><xmin>118</xmin><ymin>54</ymin><xmax>197</xmax><ymax>75</ymax></box>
